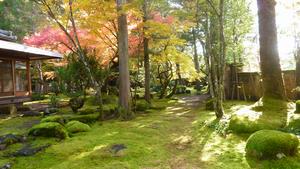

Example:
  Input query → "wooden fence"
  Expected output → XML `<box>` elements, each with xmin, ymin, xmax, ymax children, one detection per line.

<box><xmin>225</xmin><ymin>70</ymin><xmax>297</xmax><ymax>101</ymax></box>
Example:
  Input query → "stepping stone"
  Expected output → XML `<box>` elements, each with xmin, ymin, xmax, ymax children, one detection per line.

<box><xmin>110</xmin><ymin>144</ymin><xmax>127</xmax><ymax>157</ymax></box>
<box><xmin>9</xmin><ymin>144</ymin><xmax>50</xmax><ymax>157</ymax></box>
<box><xmin>0</xmin><ymin>163</ymin><xmax>11</xmax><ymax>169</ymax></box>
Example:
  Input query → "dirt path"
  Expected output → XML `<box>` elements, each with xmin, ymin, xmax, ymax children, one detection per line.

<box><xmin>163</xmin><ymin>95</ymin><xmax>209</xmax><ymax>169</ymax></box>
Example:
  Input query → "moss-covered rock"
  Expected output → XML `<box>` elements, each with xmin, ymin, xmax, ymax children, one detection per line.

<box><xmin>295</xmin><ymin>100</ymin><xmax>300</xmax><ymax>114</ymax></box>
<box><xmin>205</xmin><ymin>99</ymin><xmax>214</xmax><ymax>111</ymax></box>
<box><xmin>246</xmin><ymin>130</ymin><xmax>299</xmax><ymax>160</ymax></box>
<box><xmin>41</xmin><ymin>115</ymin><xmax>65</xmax><ymax>125</ymax></box>
<box><xmin>28</xmin><ymin>122</ymin><xmax>68</xmax><ymax>139</ymax></box>
<box><xmin>66</xmin><ymin>121</ymin><xmax>91</xmax><ymax>133</ymax></box>
<box><xmin>67</xmin><ymin>114</ymin><xmax>99</xmax><ymax>124</ymax></box>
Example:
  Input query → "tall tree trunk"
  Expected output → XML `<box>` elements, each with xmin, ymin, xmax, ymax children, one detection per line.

<box><xmin>257</xmin><ymin>0</ymin><xmax>286</xmax><ymax>100</ymax></box>
<box><xmin>143</xmin><ymin>0</ymin><xmax>151</xmax><ymax>103</ymax></box>
<box><xmin>203</xmin><ymin>0</ymin><xmax>225</xmax><ymax>118</ymax></box>
<box><xmin>294</xmin><ymin>45</ymin><xmax>300</xmax><ymax>99</ymax></box>
<box><xmin>117</xmin><ymin>0</ymin><xmax>132</xmax><ymax>119</ymax></box>
<box><xmin>192</xmin><ymin>28</ymin><xmax>201</xmax><ymax>91</ymax></box>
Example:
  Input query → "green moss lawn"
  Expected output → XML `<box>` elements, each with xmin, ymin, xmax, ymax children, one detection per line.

<box><xmin>0</xmin><ymin>96</ymin><xmax>300</xmax><ymax>169</ymax></box>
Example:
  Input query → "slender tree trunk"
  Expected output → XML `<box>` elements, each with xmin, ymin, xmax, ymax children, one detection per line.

<box><xmin>143</xmin><ymin>1</ymin><xmax>151</xmax><ymax>103</ymax></box>
<box><xmin>257</xmin><ymin>0</ymin><xmax>286</xmax><ymax>100</ymax></box>
<box><xmin>36</xmin><ymin>61</ymin><xmax>44</xmax><ymax>94</ymax></box>
<box><xmin>295</xmin><ymin>45</ymin><xmax>300</xmax><ymax>86</ymax></box>
<box><xmin>117</xmin><ymin>0</ymin><xmax>132</xmax><ymax>119</ymax></box>
<box><xmin>192</xmin><ymin>28</ymin><xmax>201</xmax><ymax>91</ymax></box>
<box><xmin>167</xmin><ymin>64</ymin><xmax>180</xmax><ymax>98</ymax></box>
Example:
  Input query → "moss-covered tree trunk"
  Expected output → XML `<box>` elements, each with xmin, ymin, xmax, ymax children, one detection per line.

<box><xmin>257</xmin><ymin>0</ymin><xmax>286</xmax><ymax>100</ymax></box>
<box><xmin>117</xmin><ymin>0</ymin><xmax>133</xmax><ymax>119</ymax></box>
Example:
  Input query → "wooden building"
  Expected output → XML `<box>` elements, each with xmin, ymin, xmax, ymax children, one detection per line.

<box><xmin>0</xmin><ymin>30</ymin><xmax>61</xmax><ymax>105</ymax></box>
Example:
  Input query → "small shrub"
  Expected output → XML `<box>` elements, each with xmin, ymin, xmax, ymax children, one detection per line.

<box><xmin>78</xmin><ymin>108</ymin><xmax>96</xmax><ymax>115</ymax></box>
<box><xmin>31</xmin><ymin>93</ymin><xmax>45</xmax><ymax>101</ymax></box>
<box><xmin>176</xmin><ymin>85</ymin><xmax>186</xmax><ymax>94</ymax></box>
<box><xmin>246</xmin><ymin>130</ymin><xmax>299</xmax><ymax>160</ymax></box>
<box><xmin>66</xmin><ymin>121</ymin><xmax>91</xmax><ymax>133</ymax></box>
<box><xmin>17</xmin><ymin>105</ymin><xmax>32</xmax><ymax>112</ymax></box>
<box><xmin>285</xmin><ymin>118</ymin><xmax>300</xmax><ymax>135</ymax></box>
<box><xmin>295</xmin><ymin>100</ymin><xmax>300</xmax><ymax>114</ymax></box>
<box><xmin>50</xmin><ymin>95</ymin><xmax>60</xmax><ymax>108</ymax></box>
<box><xmin>69</xmin><ymin>97</ymin><xmax>85</xmax><ymax>113</ymax></box>
<box><xmin>228</xmin><ymin>115</ymin><xmax>262</xmax><ymax>134</ymax></box>
<box><xmin>135</xmin><ymin>100</ymin><xmax>151</xmax><ymax>112</ymax></box>
<box><xmin>100</xmin><ymin>105</ymin><xmax>118</xmax><ymax>120</ymax></box>
<box><xmin>28</xmin><ymin>122</ymin><xmax>68</xmax><ymax>139</ymax></box>
<box><xmin>205</xmin><ymin>99</ymin><xmax>214</xmax><ymax>111</ymax></box>
<box><xmin>102</xmin><ymin>95</ymin><xmax>118</xmax><ymax>104</ymax></box>
<box><xmin>41</xmin><ymin>115</ymin><xmax>65</xmax><ymax>125</ymax></box>
<box><xmin>67</xmin><ymin>114</ymin><xmax>99</xmax><ymax>124</ymax></box>
<box><xmin>119</xmin><ymin>107</ymin><xmax>134</xmax><ymax>121</ymax></box>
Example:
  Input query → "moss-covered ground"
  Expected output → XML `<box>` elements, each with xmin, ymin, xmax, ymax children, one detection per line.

<box><xmin>0</xmin><ymin>95</ymin><xmax>299</xmax><ymax>169</ymax></box>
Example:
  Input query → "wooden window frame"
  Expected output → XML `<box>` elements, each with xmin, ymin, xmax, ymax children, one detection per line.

<box><xmin>0</xmin><ymin>57</ymin><xmax>31</xmax><ymax>98</ymax></box>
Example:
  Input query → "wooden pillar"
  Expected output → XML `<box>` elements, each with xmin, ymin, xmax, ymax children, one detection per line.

<box><xmin>12</xmin><ymin>59</ymin><xmax>16</xmax><ymax>96</ymax></box>
<box><xmin>27</xmin><ymin>60</ymin><xmax>32</xmax><ymax>96</ymax></box>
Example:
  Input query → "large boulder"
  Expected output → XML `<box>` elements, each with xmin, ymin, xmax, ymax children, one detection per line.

<box><xmin>66</xmin><ymin>121</ymin><xmax>91</xmax><ymax>133</ymax></box>
<box><xmin>246</xmin><ymin>130</ymin><xmax>299</xmax><ymax>160</ymax></box>
<box><xmin>69</xmin><ymin>97</ymin><xmax>85</xmax><ymax>113</ymax></box>
<box><xmin>28</xmin><ymin>122</ymin><xmax>68</xmax><ymax>139</ymax></box>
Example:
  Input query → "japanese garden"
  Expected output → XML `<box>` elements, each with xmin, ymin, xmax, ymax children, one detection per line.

<box><xmin>1</xmin><ymin>0</ymin><xmax>300</xmax><ymax>168</ymax></box>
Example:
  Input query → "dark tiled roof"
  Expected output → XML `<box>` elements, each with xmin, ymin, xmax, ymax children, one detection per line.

<box><xmin>0</xmin><ymin>29</ymin><xmax>17</xmax><ymax>42</ymax></box>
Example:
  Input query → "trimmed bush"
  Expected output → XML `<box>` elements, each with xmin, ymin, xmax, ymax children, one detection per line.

<box><xmin>67</xmin><ymin>114</ymin><xmax>99</xmax><ymax>124</ymax></box>
<box><xmin>205</xmin><ymin>99</ymin><xmax>214</xmax><ymax>111</ymax></box>
<box><xmin>41</xmin><ymin>115</ymin><xmax>65</xmax><ymax>125</ymax></box>
<box><xmin>246</xmin><ymin>130</ymin><xmax>299</xmax><ymax>160</ymax></box>
<box><xmin>66</xmin><ymin>121</ymin><xmax>91</xmax><ymax>133</ymax></box>
<box><xmin>135</xmin><ymin>100</ymin><xmax>151</xmax><ymax>112</ymax></box>
<box><xmin>28</xmin><ymin>122</ymin><xmax>68</xmax><ymax>139</ymax></box>
<box><xmin>295</xmin><ymin>100</ymin><xmax>300</xmax><ymax>114</ymax></box>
